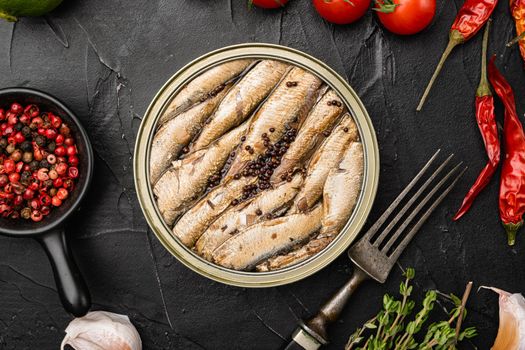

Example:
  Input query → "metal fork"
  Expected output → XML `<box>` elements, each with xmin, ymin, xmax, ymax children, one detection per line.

<box><xmin>284</xmin><ymin>150</ymin><xmax>466</xmax><ymax>350</ymax></box>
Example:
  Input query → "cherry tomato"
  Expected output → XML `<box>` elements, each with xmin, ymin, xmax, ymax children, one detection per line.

<box><xmin>250</xmin><ymin>0</ymin><xmax>288</xmax><ymax>9</ymax></box>
<box><xmin>313</xmin><ymin>0</ymin><xmax>370</xmax><ymax>25</ymax></box>
<box><xmin>375</xmin><ymin>0</ymin><xmax>435</xmax><ymax>35</ymax></box>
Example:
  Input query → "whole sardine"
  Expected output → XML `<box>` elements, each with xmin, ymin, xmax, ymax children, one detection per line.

<box><xmin>195</xmin><ymin>174</ymin><xmax>303</xmax><ymax>260</ymax></box>
<box><xmin>226</xmin><ymin>67</ymin><xmax>323</xmax><ymax>177</ymax></box>
<box><xmin>150</xmin><ymin>87</ymin><xmax>230</xmax><ymax>184</ymax></box>
<box><xmin>158</xmin><ymin>59</ymin><xmax>254</xmax><ymax>125</ymax></box>
<box><xmin>257</xmin><ymin>142</ymin><xmax>364</xmax><ymax>271</ymax></box>
<box><xmin>191</xmin><ymin>60</ymin><xmax>290</xmax><ymax>151</ymax></box>
<box><xmin>154</xmin><ymin>122</ymin><xmax>248</xmax><ymax>226</ymax></box>
<box><xmin>212</xmin><ymin>205</ymin><xmax>322</xmax><ymax>270</ymax></box>
<box><xmin>271</xmin><ymin>89</ymin><xmax>345</xmax><ymax>184</ymax></box>
<box><xmin>172</xmin><ymin>176</ymin><xmax>258</xmax><ymax>248</ymax></box>
<box><xmin>290</xmin><ymin>114</ymin><xmax>358</xmax><ymax>213</ymax></box>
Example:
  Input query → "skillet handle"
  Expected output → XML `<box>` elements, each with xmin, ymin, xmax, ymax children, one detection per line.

<box><xmin>37</xmin><ymin>229</ymin><xmax>91</xmax><ymax>317</ymax></box>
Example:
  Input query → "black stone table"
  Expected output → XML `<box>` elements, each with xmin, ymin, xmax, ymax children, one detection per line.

<box><xmin>1</xmin><ymin>1</ymin><xmax>524</xmax><ymax>349</ymax></box>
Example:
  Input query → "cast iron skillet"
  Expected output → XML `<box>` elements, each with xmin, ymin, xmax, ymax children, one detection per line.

<box><xmin>0</xmin><ymin>88</ymin><xmax>92</xmax><ymax>317</ymax></box>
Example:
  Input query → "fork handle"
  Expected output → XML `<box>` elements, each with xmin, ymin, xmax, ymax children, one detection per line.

<box><xmin>284</xmin><ymin>267</ymin><xmax>369</xmax><ymax>349</ymax></box>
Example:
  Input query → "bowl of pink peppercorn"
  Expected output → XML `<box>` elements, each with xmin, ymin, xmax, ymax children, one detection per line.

<box><xmin>0</xmin><ymin>87</ymin><xmax>93</xmax><ymax>317</ymax></box>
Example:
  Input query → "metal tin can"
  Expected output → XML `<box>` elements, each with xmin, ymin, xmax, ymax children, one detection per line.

<box><xmin>134</xmin><ymin>44</ymin><xmax>379</xmax><ymax>287</ymax></box>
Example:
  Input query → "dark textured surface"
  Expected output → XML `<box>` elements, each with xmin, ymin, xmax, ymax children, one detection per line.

<box><xmin>0</xmin><ymin>1</ymin><xmax>524</xmax><ymax>349</ymax></box>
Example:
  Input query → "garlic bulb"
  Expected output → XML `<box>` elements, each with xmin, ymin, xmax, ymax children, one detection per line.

<box><xmin>61</xmin><ymin>311</ymin><xmax>142</xmax><ymax>350</ymax></box>
<box><xmin>482</xmin><ymin>287</ymin><xmax>525</xmax><ymax>350</ymax></box>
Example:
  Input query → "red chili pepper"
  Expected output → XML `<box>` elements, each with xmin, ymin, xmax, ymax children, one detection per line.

<box><xmin>488</xmin><ymin>57</ymin><xmax>525</xmax><ymax>245</ymax></box>
<box><xmin>508</xmin><ymin>0</ymin><xmax>525</xmax><ymax>65</ymax></box>
<box><xmin>454</xmin><ymin>24</ymin><xmax>500</xmax><ymax>220</ymax></box>
<box><xmin>417</xmin><ymin>0</ymin><xmax>498</xmax><ymax>111</ymax></box>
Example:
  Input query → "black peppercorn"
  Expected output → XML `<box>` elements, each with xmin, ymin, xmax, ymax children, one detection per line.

<box><xmin>47</xmin><ymin>142</ymin><xmax>56</xmax><ymax>152</ymax></box>
<box><xmin>20</xmin><ymin>141</ymin><xmax>32</xmax><ymax>152</ymax></box>
<box><xmin>39</xmin><ymin>160</ymin><xmax>50</xmax><ymax>169</ymax></box>
<box><xmin>14</xmin><ymin>122</ymin><xmax>23</xmax><ymax>131</ymax></box>
<box><xmin>21</xmin><ymin>126</ymin><xmax>31</xmax><ymax>138</ymax></box>
<box><xmin>29</xmin><ymin>161</ymin><xmax>39</xmax><ymax>171</ymax></box>
<box><xmin>35</xmin><ymin>135</ymin><xmax>46</xmax><ymax>147</ymax></box>
<box><xmin>0</xmin><ymin>138</ymin><xmax>7</xmax><ymax>149</ymax></box>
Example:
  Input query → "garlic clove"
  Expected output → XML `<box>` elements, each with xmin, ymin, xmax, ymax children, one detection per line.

<box><xmin>61</xmin><ymin>311</ymin><xmax>142</xmax><ymax>350</ymax></box>
<box><xmin>482</xmin><ymin>287</ymin><xmax>525</xmax><ymax>350</ymax></box>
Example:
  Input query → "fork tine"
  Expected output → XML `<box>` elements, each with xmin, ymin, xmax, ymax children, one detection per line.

<box><xmin>362</xmin><ymin>149</ymin><xmax>442</xmax><ymax>241</ymax></box>
<box><xmin>373</xmin><ymin>152</ymin><xmax>453</xmax><ymax>247</ymax></box>
<box><xmin>386</xmin><ymin>166</ymin><xmax>467</xmax><ymax>262</ymax></box>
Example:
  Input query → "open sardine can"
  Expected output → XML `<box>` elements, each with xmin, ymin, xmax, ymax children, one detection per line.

<box><xmin>134</xmin><ymin>44</ymin><xmax>380</xmax><ymax>287</ymax></box>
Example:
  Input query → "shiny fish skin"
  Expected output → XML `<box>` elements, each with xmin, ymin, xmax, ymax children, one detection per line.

<box><xmin>290</xmin><ymin>114</ymin><xmax>358</xmax><ymax>214</ymax></box>
<box><xmin>150</xmin><ymin>87</ymin><xmax>230</xmax><ymax>184</ymax></box>
<box><xmin>195</xmin><ymin>174</ymin><xmax>303</xmax><ymax>260</ymax></box>
<box><xmin>158</xmin><ymin>59</ymin><xmax>254</xmax><ymax>125</ymax></box>
<box><xmin>192</xmin><ymin>60</ymin><xmax>290</xmax><ymax>151</ymax></box>
<box><xmin>212</xmin><ymin>205</ymin><xmax>322</xmax><ymax>270</ymax></box>
<box><xmin>271</xmin><ymin>89</ymin><xmax>345</xmax><ymax>184</ymax></box>
<box><xmin>226</xmin><ymin>67</ymin><xmax>323</xmax><ymax>177</ymax></box>
<box><xmin>172</xmin><ymin>176</ymin><xmax>258</xmax><ymax>248</ymax></box>
<box><xmin>257</xmin><ymin>142</ymin><xmax>364</xmax><ymax>271</ymax></box>
<box><xmin>154</xmin><ymin>123</ymin><xmax>248</xmax><ymax>226</ymax></box>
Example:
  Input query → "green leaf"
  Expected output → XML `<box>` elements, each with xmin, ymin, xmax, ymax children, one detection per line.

<box><xmin>364</xmin><ymin>322</ymin><xmax>377</xmax><ymax>329</ymax></box>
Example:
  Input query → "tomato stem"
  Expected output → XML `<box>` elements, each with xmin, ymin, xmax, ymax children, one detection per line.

<box><xmin>504</xmin><ymin>221</ymin><xmax>522</xmax><ymax>246</ymax></box>
<box><xmin>416</xmin><ymin>30</ymin><xmax>464</xmax><ymax>111</ymax></box>
<box><xmin>373</xmin><ymin>0</ymin><xmax>399</xmax><ymax>13</ymax></box>
<box><xmin>476</xmin><ymin>21</ymin><xmax>491</xmax><ymax>97</ymax></box>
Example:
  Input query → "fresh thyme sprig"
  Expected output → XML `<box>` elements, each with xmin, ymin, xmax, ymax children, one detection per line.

<box><xmin>345</xmin><ymin>269</ymin><xmax>477</xmax><ymax>350</ymax></box>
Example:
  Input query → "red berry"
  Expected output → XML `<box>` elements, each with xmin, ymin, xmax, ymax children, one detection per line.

<box><xmin>19</xmin><ymin>114</ymin><xmax>30</xmax><ymax>124</ymax></box>
<box><xmin>14</xmin><ymin>195</ymin><xmax>23</xmax><ymax>206</ymax></box>
<box><xmin>68</xmin><ymin>155</ymin><xmax>79</xmax><ymax>167</ymax></box>
<box><xmin>10</xmin><ymin>103</ymin><xmax>22</xmax><ymax>114</ymax></box>
<box><xmin>39</xmin><ymin>194</ymin><xmax>51</xmax><ymax>206</ymax></box>
<box><xmin>51</xmin><ymin>196</ymin><xmax>62</xmax><ymax>207</ymax></box>
<box><xmin>59</xmin><ymin>124</ymin><xmax>70</xmax><ymax>136</ymax></box>
<box><xmin>64</xmin><ymin>137</ymin><xmax>74</xmax><ymax>146</ymax></box>
<box><xmin>0</xmin><ymin>109</ymin><xmax>5</xmax><ymax>121</ymax></box>
<box><xmin>23</xmin><ymin>164</ymin><xmax>30</xmax><ymax>172</ymax></box>
<box><xmin>0</xmin><ymin>123</ymin><xmax>6</xmax><ymax>132</ymax></box>
<box><xmin>46</xmin><ymin>154</ymin><xmax>56</xmax><ymax>165</ymax></box>
<box><xmin>55</xmin><ymin>134</ymin><xmax>64</xmax><ymax>145</ymax></box>
<box><xmin>23</xmin><ymin>189</ymin><xmax>34</xmax><ymax>200</ymax></box>
<box><xmin>24</xmin><ymin>104</ymin><xmax>39</xmax><ymax>118</ymax></box>
<box><xmin>14</xmin><ymin>132</ymin><xmax>25</xmax><ymax>143</ymax></box>
<box><xmin>38</xmin><ymin>127</ymin><xmax>46</xmax><ymax>136</ymax></box>
<box><xmin>7</xmin><ymin>112</ymin><xmax>17</xmax><ymax>125</ymax></box>
<box><xmin>15</xmin><ymin>162</ymin><xmax>23</xmax><ymax>173</ymax></box>
<box><xmin>53</xmin><ymin>178</ymin><xmax>63</xmax><ymax>188</ymax></box>
<box><xmin>66</xmin><ymin>145</ymin><xmax>77</xmax><ymax>156</ymax></box>
<box><xmin>29</xmin><ymin>182</ymin><xmax>39</xmax><ymax>191</ymax></box>
<box><xmin>31</xmin><ymin>117</ymin><xmax>43</xmax><ymax>126</ymax></box>
<box><xmin>8</xmin><ymin>173</ymin><xmax>19</xmax><ymax>183</ymax></box>
<box><xmin>41</xmin><ymin>206</ymin><xmax>50</xmax><ymax>215</ymax></box>
<box><xmin>3</xmin><ymin>159</ymin><xmax>15</xmax><ymax>173</ymax></box>
<box><xmin>54</xmin><ymin>146</ymin><xmax>66</xmax><ymax>157</ymax></box>
<box><xmin>50</xmin><ymin>115</ymin><xmax>62</xmax><ymax>129</ymax></box>
<box><xmin>45</xmin><ymin>129</ymin><xmax>57</xmax><ymax>140</ymax></box>
<box><xmin>55</xmin><ymin>162</ymin><xmax>67</xmax><ymax>175</ymax></box>
<box><xmin>31</xmin><ymin>210</ymin><xmax>43</xmax><ymax>222</ymax></box>
<box><xmin>30</xmin><ymin>199</ymin><xmax>40</xmax><ymax>210</ymax></box>
<box><xmin>37</xmin><ymin>168</ymin><xmax>49</xmax><ymax>181</ymax></box>
<box><xmin>0</xmin><ymin>175</ymin><xmax>8</xmax><ymax>187</ymax></box>
<box><xmin>68</xmin><ymin>167</ymin><xmax>78</xmax><ymax>179</ymax></box>
<box><xmin>56</xmin><ymin>188</ymin><xmax>68</xmax><ymax>200</ymax></box>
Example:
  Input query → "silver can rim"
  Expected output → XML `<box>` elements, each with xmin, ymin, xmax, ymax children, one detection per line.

<box><xmin>134</xmin><ymin>43</ymin><xmax>380</xmax><ymax>287</ymax></box>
